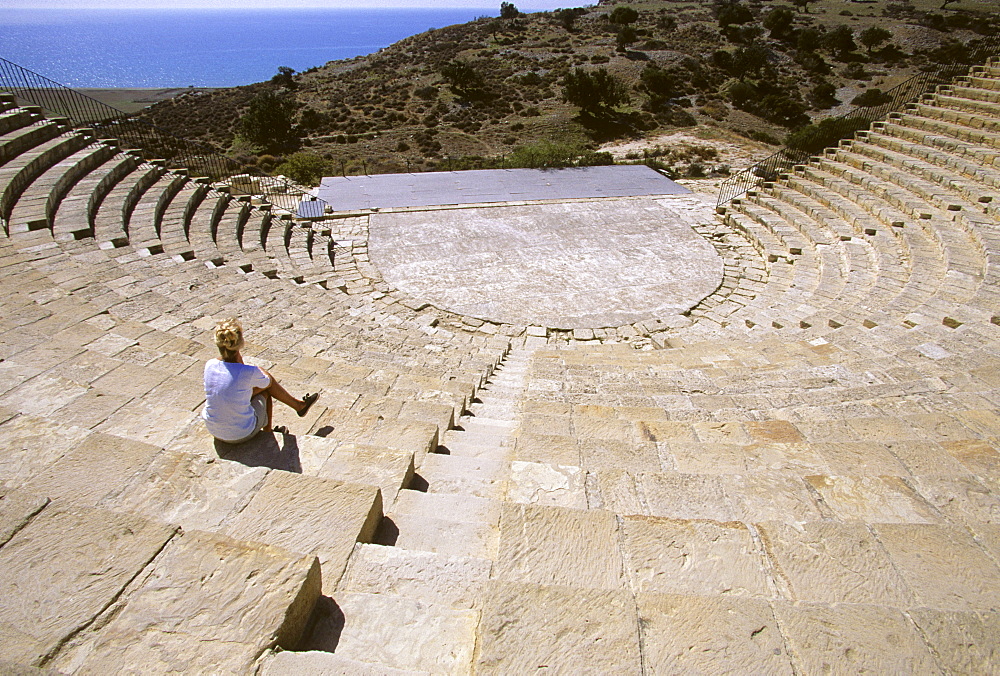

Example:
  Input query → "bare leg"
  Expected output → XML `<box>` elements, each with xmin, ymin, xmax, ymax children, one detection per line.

<box><xmin>260</xmin><ymin>369</ymin><xmax>306</xmax><ymax>413</ymax></box>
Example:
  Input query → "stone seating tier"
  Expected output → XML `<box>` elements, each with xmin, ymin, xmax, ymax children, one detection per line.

<box><xmin>1</xmin><ymin>58</ymin><xmax>999</xmax><ymax>674</ymax></box>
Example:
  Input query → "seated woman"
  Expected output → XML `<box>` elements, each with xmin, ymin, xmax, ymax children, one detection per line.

<box><xmin>203</xmin><ymin>318</ymin><xmax>318</xmax><ymax>443</ymax></box>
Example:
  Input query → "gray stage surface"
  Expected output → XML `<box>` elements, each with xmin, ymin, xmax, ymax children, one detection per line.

<box><xmin>317</xmin><ymin>165</ymin><xmax>689</xmax><ymax>211</ymax></box>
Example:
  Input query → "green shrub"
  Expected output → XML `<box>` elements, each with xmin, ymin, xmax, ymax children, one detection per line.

<box><xmin>785</xmin><ymin>117</ymin><xmax>867</xmax><ymax>153</ymax></box>
<box><xmin>275</xmin><ymin>152</ymin><xmax>329</xmax><ymax>186</ymax></box>
<box><xmin>850</xmin><ymin>88</ymin><xmax>891</xmax><ymax>107</ymax></box>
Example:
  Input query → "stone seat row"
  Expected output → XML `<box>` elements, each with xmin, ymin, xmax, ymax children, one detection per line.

<box><xmin>706</xmin><ymin>66</ymin><xmax>1000</xmax><ymax>341</ymax></box>
<box><xmin>0</xmin><ymin>116</ymin><xmax>508</xmax><ymax>404</ymax></box>
<box><xmin>0</xmin><ymin>98</ymin><xmax>509</xmax><ymax>367</ymax></box>
<box><xmin>0</xmin><ymin>408</ymin><xmax>393</xmax><ymax>673</ymax></box>
<box><xmin>0</xmin><ymin>234</ymin><xmax>482</xmax><ymax>469</ymax></box>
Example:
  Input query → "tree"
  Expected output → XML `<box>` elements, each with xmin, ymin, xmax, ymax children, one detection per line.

<box><xmin>796</xmin><ymin>27</ymin><xmax>824</xmax><ymax>52</ymax></box>
<box><xmin>732</xmin><ymin>44</ymin><xmax>771</xmax><ymax>79</ymax></box>
<box><xmin>441</xmin><ymin>60</ymin><xmax>485</xmax><ymax>99</ymax></box>
<box><xmin>822</xmin><ymin>25</ymin><xmax>856</xmax><ymax>60</ymax></box>
<box><xmin>763</xmin><ymin>7</ymin><xmax>795</xmax><ymax>41</ymax></box>
<box><xmin>808</xmin><ymin>80</ymin><xmax>839</xmax><ymax>108</ymax></box>
<box><xmin>850</xmin><ymin>88</ymin><xmax>892</xmax><ymax>106</ymax></box>
<box><xmin>609</xmin><ymin>6</ymin><xmax>639</xmax><ymax>25</ymax></box>
<box><xmin>640</xmin><ymin>65</ymin><xmax>684</xmax><ymax>101</ymax></box>
<box><xmin>859</xmin><ymin>26</ymin><xmax>892</xmax><ymax>54</ymax></box>
<box><xmin>562</xmin><ymin>68</ymin><xmax>629</xmax><ymax>115</ymax></box>
<box><xmin>616</xmin><ymin>25</ymin><xmax>638</xmax><ymax>52</ymax></box>
<box><xmin>270</xmin><ymin>66</ymin><xmax>297</xmax><ymax>89</ymax></box>
<box><xmin>554</xmin><ymin>8</ymin><xmax>577</xmax><ymax>31</ymax></box>
<box><xmin>759</xmin><ymin>93</ymin><xmax>809</xmax><ymax>127</ymax></box>
<box><xmin>236</xmin><ymin>91</ymin><xmax>296</xmax><ymax>149</ymax></box>
<box><xmin>500</xmin><ymin>2</ymin><xmax>519</xmax><ymax>19</ymax></box>
<box><xmin>716</xmin><ymin>1</ymin><xmax>754</xmax><ymax>27</ymax></box>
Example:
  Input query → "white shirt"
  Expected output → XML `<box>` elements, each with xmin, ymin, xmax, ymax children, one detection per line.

<box><xmin>202</xmin><ymin>359</ymin><xmax>270</xmax><ymax>441</ymax></box>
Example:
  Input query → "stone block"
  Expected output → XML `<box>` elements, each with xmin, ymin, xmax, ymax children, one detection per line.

<box><xmin>102</xmin><ymin>451</ymin><xmax>269</xmax><ymax>532</ymax></box>
<box><xmin>0</xmin><ymin>489</ymin><xmax>48</xmax><ymax>547</ymax></box>
<box><xmin>812</xmin><ymin>441</ymin><xmax>910</xmax><ymax>476</ymax></box>
<box><xmin>909</xmin><ymin>475</ymin><xmax>1000</xmax><ymax>526</ymax></box>
<box><xmin>317</xmin><ymin>442</ymin><xmax>414</xmax><ymax>504</ymax></box>
<box><xmin>513</xmin><ymin>432</ymin><xmax>580</xmax><ymax>466</ymax></box>
<box><xmin>327</xmin><ymin>592</ymin><xmax>477</xmax><ymax>675</ymax></box>
<box><xmin>0</xmin><ymin>503</ymin><xmax>176</xmax><ymax>666</ymax></box>
<box><xmin>475</xmin><ymin>581</ymin><xmax>641</xmax><ymax>674</ymax></box>
<box><xmin>874</xmin><ymin>523</ymin><xmax>1000</xmax><ymax>611</ymax></box>
<box><xmin>908</xmin><ymin>608</ymin><xmax>1000</xmax><ymax>674</ymax></box>
<box><xmin>20</xmin><ymin>432</ymin><xmax>161</xmax><ymax>507</ymax></box>
<box><xmin>804</xmin><ymin>475</ymin><xmax>941</xmax><ymax>523</ymax></box>
<box><xmin>942</xmin><ymin>439</ymin><xmax>1000</xmax><ymax>480</ymax></box>
<box><xmin>225</xmin><ymin>471</ymin><xmax>382</xmax><ymax>593</ymax></box>
<box><xmin>0</xmin><ymin>414</ymin><xmax>91</xmax><ymax>489</ymax></box>
<box><xmin>507</xmin><ymin>461</ymin><xmax>586</xmax><ymax>509</ymax></box>
<box><xmin>637</xmin><ymin>593</ymin><xmax>793</xmax><ymax>674</ymax></box>
<box><xmin>638</xmin><ymin>472</ymin><xmax>737</xmax><ymax>522</ymax></box>
<box><xmin>338</xmin><ymin>543</ymin><xmax>491</xmax><ymax>610</ymax></box>
<box><xmin>621</xmin><ymin>516</ymin><xmax>771</xmax><ymax>597</ymax></box>
<box><xmin>725</xmin><ymin>472</ymin><xmax>823</xmax><ymax>522</ymax></box>
<box><xmin>55</xmin><ymin>530</ymin><xmax>320</xmax><ymax>675</ymax></box>
<box><xmin>261</xmin><ymin>651</ymin><xmax>425</xmax><ymax>675</ymax></box>
<box><xmin>744</xmin><ymin>420</ymin><xmax>804</xmax><ymax>444</ymax></box>
<box><xmin>758</xmin><ymin>520</ymin><xmax>916</xmax><ymax>606</ymax></box>
<box><xmin>494</xmin><ymin>503</ymin><xmax>625</xmax><ymax>590</ymax></box>
<box><xmin>774</xmin><ymin>602</ymin><xmax>939</xmax><ymax>673</ymax></box>
<box><xmin>381</xmin><ymin>510</ymin><xmax>498</xmax><ymax>560</ymax></box>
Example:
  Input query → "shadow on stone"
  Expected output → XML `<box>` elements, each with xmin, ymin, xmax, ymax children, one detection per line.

<box><xmin>408</xmin><ymin>473</ymin><xmax>429</xmax><ymax>492</ymax></box>
<box><xmin>214</xmin><ymin>432</ymin><xmax>303</xmax><ymax>473</ymax></box>
<box><xmin>298</xmin><ymin>596</ymin><xmax>345</xmax><ymax>652</ymax></box>
<box><xmin>314</xmin><ymin>425</ymin><xmax>335</xmax><ymax>438</ymax></box>
<box><xmin>373</xmin><ymin>516</ymin><xmax>400</xmax><ymax>546</ymax></box>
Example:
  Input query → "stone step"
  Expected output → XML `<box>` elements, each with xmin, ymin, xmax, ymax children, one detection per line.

<box><xmin>93</xmin><ymin>163</ymin><xmax>165</xmax><ymax>249</ymax></box>
<box><xmin>945</xmin><ymin>84</ymin><xmax>1000</xmax><ymax>105</ymax></box>
<box><xmin>390</xmin><ymin>488</ymin><xmax>501</xmax><ymax>525</ymax></box>
<box><xmin>6</xmin><ymin>141</ymin><xmax>116</xmax><ymax>235</ymax></box>
<box><xmin>261</xmin><ymin>651</ymin><xmax>429</xmax><ymax>676</ymax></box>
<box><xmin>0</xmin><ymin>119</ymin><xmax>59</xmax><ymax>168</ymax></box>
<box><xmin>0</xmin><ymin>109</ymin><xmax>36</xmax><ymax>137</ymax></box>
<box><xmin>418</xmin><ymin>453</ymin><xmax>509</xmax><ymax>498</ymax></box>
<box><xmin>338</xmin><ymin>542</ymin><xmax>491</xmax><ymax>610</ymax></box>
<box><xmin>0</xmin><ymin>493</ymin><xmax>320</xmax><ymax>673</ymax></box>
<box><xmin>901</xmin><ymin>109</ymin><xmax>1000</xmax><ymax>150</ymax></box>
<box><xmin>305</xmin><ymin>592</ymin><xmax>478</xmax><ymax>675</ymax></box>
<box><xmin>931</xmin><ymin>91</ymin><xmax>1000</xmax><ymax>119</ymax></box>
<box><xmin>0</xmin><ymin>131</ymin><xmax>91</xmax><ymax>226</ymax></box>
<box><xmin>376</xmin><ymin>509</ymin><xmax>499</xmax><ymax>560</ymax></box>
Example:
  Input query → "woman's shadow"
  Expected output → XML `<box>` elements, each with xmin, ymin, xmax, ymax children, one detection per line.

<box><xmin>214</xmin><ymin>431</ymin><xmax>302</xmax><ymax>473</ymax></box>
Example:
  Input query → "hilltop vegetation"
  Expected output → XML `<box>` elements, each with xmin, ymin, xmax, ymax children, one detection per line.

<box><xmin>136</xmin><ymin>0</ymin><xmax>998</xmax><ymax>183</ymax></box>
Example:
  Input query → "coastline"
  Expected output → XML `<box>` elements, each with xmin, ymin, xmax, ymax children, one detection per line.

<box><xmin>75</xmin><ymin>87</ymin><xmax>221</xmax><ymax>114</ymax></box>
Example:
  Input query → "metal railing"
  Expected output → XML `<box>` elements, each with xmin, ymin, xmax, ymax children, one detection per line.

<box><xmin>0</xmin><ymin>56</ymin><xmax>328</xmax><ymax>216</ymax></box>
<box><xmin>717</xmin><ymin>34</ymin><xmax>1000</xmax><ymax>207</ymax></box>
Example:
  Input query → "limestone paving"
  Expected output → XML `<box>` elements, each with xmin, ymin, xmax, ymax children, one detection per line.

<box><xmin>1</xmin><ymin>60</ymin><xmax>1000</xmax><ymax>673</ymax></box>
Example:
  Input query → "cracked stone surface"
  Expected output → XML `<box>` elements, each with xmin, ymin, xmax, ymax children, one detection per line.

<box><xmin>369</xmin><ymin>197</ymin><xmax>722</xmax><ymax>329</ymax></box>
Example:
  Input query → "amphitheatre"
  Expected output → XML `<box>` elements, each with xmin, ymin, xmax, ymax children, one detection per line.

<box><xmin>1</xmin><ymin>47</ymin><xmax>1000</xmax><ymax>676</ymax></box>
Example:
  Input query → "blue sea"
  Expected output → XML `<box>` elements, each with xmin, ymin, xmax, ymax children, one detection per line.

<box><xmin>0</xmin><ymin>8</ymin><xmax>494</xmax><ymax>88</ymax></box>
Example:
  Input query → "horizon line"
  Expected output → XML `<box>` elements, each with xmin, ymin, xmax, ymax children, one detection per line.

<box><xmin>5</xmin><ymin>1</ymin><xmax>579</xmax><ymax>9</ymax></box>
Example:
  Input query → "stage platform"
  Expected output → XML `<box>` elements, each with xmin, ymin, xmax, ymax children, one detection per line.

<box><xmin>317</xmin><ymin>165</ymin><xmax>689</xmax><ymax>211</ymax></box>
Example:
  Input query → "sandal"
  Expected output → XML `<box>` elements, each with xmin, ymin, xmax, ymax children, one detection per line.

<box><xmin>298</xmin><ymin>392</ymin><xmax>319</xmax><ymax>417</ymax></box>
<box><xmin>273</xmin><ymin>425</ymin><xmax>289</xmax><ymax>435</ymax></box>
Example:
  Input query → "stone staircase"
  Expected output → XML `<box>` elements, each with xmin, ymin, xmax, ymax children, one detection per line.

<box><xmin>0</xmin><ymin>88</ymin><xmax>509</xmax><ymax>672</ymax></box>
<box><xmin>0</xmin><ymin>58</ymin><xmax>997</xmax><ymax>673</ymax></box>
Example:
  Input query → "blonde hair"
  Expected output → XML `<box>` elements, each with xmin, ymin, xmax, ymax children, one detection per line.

<box><xmin>214</xmin><ymin>318</ymin><xmax>244</xmax><ymax>360</ymax></box>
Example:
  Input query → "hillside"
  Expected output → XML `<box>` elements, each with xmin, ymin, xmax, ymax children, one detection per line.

<box><xmin>136</xmin><ymin>0</ymin><xmax>999</xmax><ymax>183</ymax></box>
